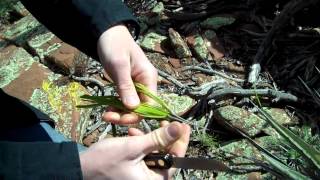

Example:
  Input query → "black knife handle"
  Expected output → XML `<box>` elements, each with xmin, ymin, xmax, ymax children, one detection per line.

<box><xmin>144</xmin><ymin>153</ymin><xmax>173</xmax><ymax>169</ymax></box>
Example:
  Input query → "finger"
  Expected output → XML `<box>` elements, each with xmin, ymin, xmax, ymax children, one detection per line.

<box><xmin>103</xmin><ymin>111</ymin><xmax>121</xmax><ymax>122</ymax></box>
<box><xmin>103</xmin><ymin>112</ymin><xmax>141</xmax><ymax>125</ymax></box>
<box><xmin>140</xmin><ymin>122</ymin><xmax>183</xmax><ymax>154</ymax></box>
<box><xmin>128</xmin><ymin>128</ymin><xmax>145</xmax><ymax>136</ymax></box>
<box><xmin>160</xmin><ymin>121</ymin><xmax>170</xmax><ymax>127</ymax></box>
<box><xmin>167</xmin><ymin>124</ymin><xmax>191</xmax><ymax>157</ymax></box>
<box><xmin>108</xmin><ymin>59</ymin><xmax>140</xmax><ymax>109</ymax></box>
<box><xmin>130</xmin><ymin>47</ymin><xmax>158</xmax><ymax>101</ymax></box>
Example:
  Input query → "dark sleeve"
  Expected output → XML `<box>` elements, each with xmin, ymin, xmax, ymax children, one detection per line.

<box><xmin>0</xmin><ymin>142</ymin><xmax>83</xmax><ymax>179</ymax></box>
<box><xmin>20</xmin><ymin>0</ymin><xmax>139</xmax><ymax>59</ymax></box>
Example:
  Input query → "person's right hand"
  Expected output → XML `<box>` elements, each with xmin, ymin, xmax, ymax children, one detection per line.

<box><xmin>80</xmin><ymin>121</ymin><xmax>190</xmax><ymax>180</ymax></box>
<box><xmin>97</xmin><ymin>24</ymin><xmax>158</xmax><ymax>125</ymax></box>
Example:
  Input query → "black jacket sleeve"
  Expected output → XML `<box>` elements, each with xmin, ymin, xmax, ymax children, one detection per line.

<box><xmin>0</xmin><ymin>142</ymin><xmax>82</xmax><ymax>179</ymax></box>
<box><xmin>20</xmin><ymin>0</ymin><xmax>139</xmax><ymax>59</ymax></box>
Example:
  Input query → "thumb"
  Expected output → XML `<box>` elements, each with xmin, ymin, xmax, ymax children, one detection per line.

<box><xmin>141</xmin><ymin>122</ymin><xmax>182</xmax><ymax>154</ymax></box>
<box><xmin>110</xmin><ymin>61</ymin><xmax>140</xmax><ymax>109</ymax></box>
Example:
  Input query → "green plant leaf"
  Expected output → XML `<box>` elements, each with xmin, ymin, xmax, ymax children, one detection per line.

<box><xmin>134</xmin><ymin>83</ymin><xmax>172</xmax><ymax>113</ymax></box>
<box><xmin>253</xmin><ymin>102</ymin><xmax>320</xmax><ymax>170</ymax></box>
<box><xmin>77</xmin><ymin>94</ymin><xmax>170</xmax><ymax>119</ymax></box>
<box><xmin>134</xmin><ymin>103</ymin><xmax>169</xmax><ymax>119</ymax></box>
<box><xmin>78</xmin><ymin>95</ymin><xmax>128</xmax><ymax>111</ymax></box>
<box><xmin>262</xmin><ymin>153</ymin><xmax>311</xmax><ymax>180</ymax></box>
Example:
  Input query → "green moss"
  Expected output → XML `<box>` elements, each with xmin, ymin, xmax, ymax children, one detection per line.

<box><xmin>140</xmin><ymin>32</ymin><xmax>167</xmax><ymax>52</ymax></box>
<box><xmin>151</xmin><ymin>2</ymin><xmax>164</xmax><ymax>14</ymax></box>
<box><xmin>3</xmin><ymin>15</ymin><xmax>47</xmax><ymax>46</ymax></box>
<box><xmin>193</xmin><ymin>34</ymin><xmax>210</xmax><ymax>61</ymax></box>
<box><xmin>0</xmin><ymin>48</ymin><xmax>34</xmax><ymax>88</ymax></box>
<box><xmin>159</xmin><ymin>93</ymin><xmax>194</xmax><ymax>115</ymax></box>
<box><xmin>214</xmin><ymin>106</ymin><xmax>265</xmax><ymax>136</ymax></box>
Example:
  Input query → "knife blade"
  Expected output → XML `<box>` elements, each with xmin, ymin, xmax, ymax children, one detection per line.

<box><xmin>144</xmin><ymin>153</ymin><xmax>230</xmax><ymax>171</ymax></box>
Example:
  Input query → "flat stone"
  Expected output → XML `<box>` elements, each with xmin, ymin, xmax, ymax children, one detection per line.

<box><xmin>3</xmin><ymin>62</ymin><xmax>51</xmax><ymax>102</ymax></box>
<box><xmin>261</xmin><ymin>108</ymin><xmax>298</xmax><ymax>136</ymax></box>
<box><xmin>168</xmin><ymin>28</ymin><xmax>192</xmax><ymax>58</ymax></box>
<box><xmin>214</xmin><ymin>106</ymin><xmax>298</xmax><ymax>137</ymax></box>
<box><xmin>186</xmin><ymin>34</ymin><xmax>212</xmax><ymax>61</ymax></box>
<box><xmin>29</xmin><ymin>74</ymin><xmax>91</xmax><ymax>143</ymax></box>
<box><xmin>201</xmin><ymin>16</ymin><xmax>236</xmax><ymax>30</ymax></box>
<box><xmin>216</xmin><ymin>172</ymin><xmax>263</xmax><ymax>180</ymax></box>
<box><xmin>203</xmin><ymin>30</ymin><xmax>225</xmax><ymax>60</ymax></box>
<box><xmin>159</xmin><ymin>93</ymin><xmax>195</xmax><ymax>116</ymax></box>
<box><xmin>214</xmin><ymin>106</ymin><xmax>265</xmax><ymax>137</ymax></box>
<box><xmin>27</xmin><ymin>32</ymin><xmax>87</xmax><ymax>75</ymax></box>
<box><xmin>0</xmin><ymin>45</ymin><xmax>35</xmax><ymax>88</ymax></box>
<box><xmin>12</xmin><ymin>1</ymin><xmax>30</xmax><ymax>17</ymax></box>
<box><xmin>2</xmin><ymin>15</ymin><xmax>47</xmax><ymax>47</ymax></box>
<box><xmin>168</xmin><ymin>57</ymin><xmax>181</xmax><ymax>68</ymax></box>
<box><xmin>140</xmin><ymin>32</ymin><xmax>168</xmax><ymax>54</ymax></box>
<box><xmin>215</xmin><ymin>136</ymin><xmax>278</xmax><ymax>179</ymax></box>
<box><xmin>151</xmin><ymin>2</ymin><xmax>164</xmax><ymax>14</ymax></box>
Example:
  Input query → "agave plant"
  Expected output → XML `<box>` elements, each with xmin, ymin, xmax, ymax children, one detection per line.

<box><xmin>77</xmin><ymin>83</ymin><xmax>186</xmax><ymax>122</ymax></box>
<box><xmin>240</xmin><ymin>100</ymin><xmax>320</xmax><ymax>179</ymax></box>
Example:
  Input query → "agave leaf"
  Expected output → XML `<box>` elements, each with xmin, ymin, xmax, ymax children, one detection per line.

<box><xmin>262</xmin><ymin>153</ymin><xmax>311</xmax><ymax>180</ymax></box>
<box><xmin>224</xmin><ymin>119</ymin><xmax>311</xmax><ymax>179</ymax></box>
<box><xmin>253</xmin><ymin>102</ymin><xmax>320</xmax><ymax>170</ymax></box>
<box><xmin>134</xmin><ymin>83</ymin><xmax>172</xmax><ymax>113</ymax></box>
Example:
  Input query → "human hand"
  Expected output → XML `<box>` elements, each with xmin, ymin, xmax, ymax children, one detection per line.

<box><xmin>97</xmin><ymin>24</ymin><xmax>158</xmax><ymax>125</ymax></box>
<box><xmin>80</xmin><ymin>121</ymin><xmax>190</xmax><ymax>180</ymax></box>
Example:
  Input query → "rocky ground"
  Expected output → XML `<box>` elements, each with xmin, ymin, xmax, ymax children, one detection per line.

<box><xmin>1</xmin><ymin>0</ymin><xmax>320</xmax><ymax>179</ymax></box>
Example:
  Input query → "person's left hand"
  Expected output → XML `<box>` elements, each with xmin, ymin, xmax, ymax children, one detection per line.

<box><xmin>97</xmin><ymin>24</ymin><xmax>158</xmax><ymax>125</ymax></box>
<box><xmin>80</xmin><ymin>121</ymin><xmax>191</xmax><ymax>180</ymax></box>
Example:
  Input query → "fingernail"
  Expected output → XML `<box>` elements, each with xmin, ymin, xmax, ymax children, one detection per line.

<box><xmin>167</xmin><ymin>123</ymin><xmax>180</xmax><ymax>139</ymax></box>
<box><xmin>124</xmin><ymin>96</ymin><xmax>139</xmax><ymax>108</ymax></box>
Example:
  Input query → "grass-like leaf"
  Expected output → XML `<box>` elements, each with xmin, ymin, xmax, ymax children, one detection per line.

<box><xmin>262</xmin><ymin>152</ymin><xmax>311</xmax><ymax>180</ymax></box>
<box><xmin>134</xmin><ymin>83</ymin><xmax>172</xmax><ymax>113</ymax></box>
<box><xmin>252</xmin><ymin>101</ymin><xmax>320</xmax><ymax>170</ymax></box>
<box><xmin>77</xmin><ymin>83</ymin><xmax>176</xmax><ymax>121</ymax></box>
<box><xmin>224</xmin><ymin>120</ymin><xmax>311</xmax><ymax>179</ymax></box>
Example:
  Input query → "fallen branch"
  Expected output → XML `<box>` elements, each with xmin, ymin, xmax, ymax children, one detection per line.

<box><xmin>157</xmin><ymin>69</ymin><xmax>187</xmax><ymax>89</ymax></box>
<box><xmin>207</xmin><ymin>88</ymin><xmax>298</xmax><ymax>103</ymax></box>
<box><xmin>71</xmin><ymin>75</ymin><xmax>105</xmax><ymax>94</ymax></box>
<box><xmin>183</xmin><ymin>66</ymin><xmax>245</xmax><ymax>83</ymax></box>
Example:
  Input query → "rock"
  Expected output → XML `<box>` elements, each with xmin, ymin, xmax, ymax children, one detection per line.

<box><xmin>216</xmin><ymin>172</ymin><xmax>263</xmax><ymax>180</ymax></box>
<box><xmin>201</xmin><ymin>16</ymin><xmax>236</xmax><ymax>30</ymax></box>
<box><xmin>186</xmin><ymin>34</ymin><xmax>212</xmax><ymax>61</ymax></box>
<box><xmin>27</xmin><ymin>32</ymin><xmax>87</xmax><ymax>75</ymax></box>
<box><xmin>168</xmin><ymin>57</ymin><xmax>181</xmax><ymax>68</ymax></box>
<box><xmin>2</xmin><ymin>15</ymin><xmax>47</xmax><ymax>47</ymax></box>
<box><xmin>215</xmin><ymin>136</ymin><xmax>278</xmax><ymax>180</ymax></box>
<box><xmin>0</xmin><ymin>46</ymin><xmax>91</xmax><ymax>143</ymax></box>
<box><xmin>0</xmin><ymin>45</ymin><xmax>34</xmax><ymax>88</ymax></box>
<box><xmin>140</xmin><ymin>32</ymin><xmax>168</xmax><ymax>54</ymax></box>
<box><xmin>261</xmin><ymin>108</ymin><xmax>298</xmax><ymax>136</ymax></box>
<box><xmin>12</xmin><ymin>1</ymin><xmax>30</xmax><ymax>17</ymax></box>
<box><xmin>159</xmin><ymin>93</ymin><xmax>195</xmax><ymax>116</ymax></box>
<box><xmin>214</xmin><ymin>106</ymin><xmax>297</xmax><ymax>137</ymax></box>
<box><xmin>202</xmin><ymin>30</ymin><xmax>225</xmax><ymax>60</ymax></box>
<box><xmin>168</xmin><ymin>28</ymin><xmax>192</xmax><ymax>58</ymax></box>
<box><xmin>147</xmin><ymin>52</ymin><xmax>177</xmax><ymax>77</ymax></box>
<box><xmin>151</xmin><ymin>2</ymin><xmax>164</xmax><ymax>14</ymax></box>
<box><xmin>29</xmin><ymin>74</ymin><xmax>91</xmax><ymax>143</ymax></box>
<box><xmin>214</xmin><ymin>106</ymin><xmax>265</xmax><ymax>137</ymax></box>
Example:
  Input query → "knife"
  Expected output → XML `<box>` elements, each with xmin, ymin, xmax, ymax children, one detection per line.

<box><xmin>144</xmin><ymin>153</ymin><xmax>231</xmax><ymax>171</ymax></box>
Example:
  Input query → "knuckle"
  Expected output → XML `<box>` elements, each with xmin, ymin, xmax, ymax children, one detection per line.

<box><xmin>117</xmin><ymin>82</ymin><xmax>135</xmax><ymax>91</ymax></box>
